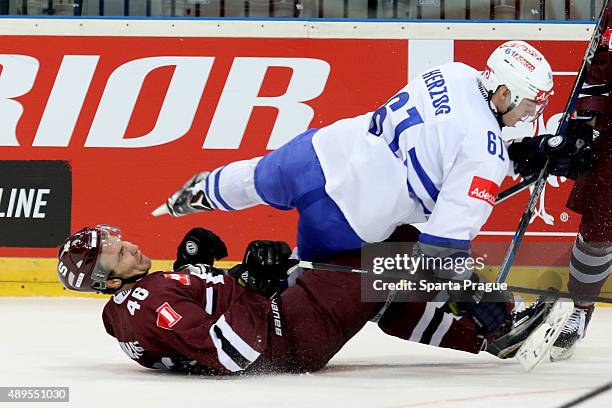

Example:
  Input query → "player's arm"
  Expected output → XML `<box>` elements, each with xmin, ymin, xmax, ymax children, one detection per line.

<box><xmin>173</xmin><ymin>227</ymin><xmax>228</xmax><ymax>270</ymax></box>
<box><xmin>137</xmin><ymin>276</ymin><xmax>270</xmax><ymax>374</ymax></box>
<box><xmin>417</xmin><ymin>128</ymin><xmax>511</xmax><ymax>336</ymax></box>
<box><xmin>575</xmin><ymin>27</ymin><xmax>611</xmax><ymax>121</ymax></box>
<box><xmin>227</xmin><ymin>240</ymin><xmax>297</xmax><ymax>298</ymax></box>
<box><xmin>507</xmin><ymin>128</ymin><xmax>597</xmax><ymax>181</ymax></box>
<box><xmin>420</xmin><ymin>128</ymin><xmax>509</xmax><ymax>246</ymax></box>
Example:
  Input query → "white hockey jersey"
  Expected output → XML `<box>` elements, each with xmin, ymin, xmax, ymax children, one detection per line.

<box><xmin>312</xmin><ymin>62</ymin><xmax>510</xmax><ymax>246</ymax></box>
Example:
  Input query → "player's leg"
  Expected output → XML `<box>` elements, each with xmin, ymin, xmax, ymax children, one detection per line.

<box><xmin>267</xmin><ymin>263</ymin><xmax>385</xmax><ymax>373</ymax></box>
<box><xmin>377</xmin><ymin>301</ymin><xmax>484</xmax><ymax>354</ymax></box>
<box><xmin>555</xmin><ymin>131</ymin><xmax>612</xmax><ymax>361</ymax></box>
<box><xmin>157</xmin><ymin>128</ymin><xmax>319</xmax><ymax>216</ymax></box>
<box><xmin>551</xmin><ymin>224</ymin><xmax>611</xmax><ymax>361</ymax></box>
<box><xmin>159</xmin><ymin>127</ymin><xmax>366</xmax><ymax>260</ymax></box>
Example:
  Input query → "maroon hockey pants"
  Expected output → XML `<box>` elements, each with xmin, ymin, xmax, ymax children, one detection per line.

<box><xmin>259</xmin><ymin>268</ymin><xmax>484</xmax><ymax>373</ymax></box>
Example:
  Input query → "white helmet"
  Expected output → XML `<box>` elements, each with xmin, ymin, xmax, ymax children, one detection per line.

<box><xmin>481</xmin><ymin>40</ymin><xmax>554</xmax><ymax>122</ymax></box>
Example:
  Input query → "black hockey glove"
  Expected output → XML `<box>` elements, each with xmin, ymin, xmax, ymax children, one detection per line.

<box><xmin>228</xmin><ymin>240</ymin><xmax>298</xmax><ymax>298</ymax></box>
<box><xmin>508</xmin><ymin>121</ymin><xmax>596</xmax><ymax>180</ymax></box>
<box><xmin>173</xmin><ymin>227</ymin><xmax>228</xmax><ymax>270</ymax></box>
<box><xmin>414</xmin><ymin>241</ymin><xmax>512</xmax><ymax>338</ymax></box>
<box><xmin>445</xmin><ymin>273</ymin><xmax>514</xmax><ymax>338</ymax></box>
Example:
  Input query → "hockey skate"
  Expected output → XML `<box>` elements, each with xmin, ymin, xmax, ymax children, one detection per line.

<box><xmin>152</xmin><ymin>171</ymin><xmax>213</xmax><ymax>217</ymax></box>
<box><xmin>486</xmin><ymin>299</ymin><xmax>549</xmax><ymax>359</ymax></box>
<box><xmin>550</xmin><ymin>304</ymin><xmax>594</xmax><ymax>362</ymax></box>
<box><xmin>486</xmin><ymin>297</ymin><xmax>573</xmax><ymax>371</ymax></box>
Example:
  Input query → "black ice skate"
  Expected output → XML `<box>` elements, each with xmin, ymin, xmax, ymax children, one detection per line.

<box><xmin>550</xmin><ymin>304</ymin><xmax>594</xmax><ymax>362</ymax></box>
<box><xmin>486</xmin><ymin>297</ymin><xmax>573</xmax><ymax>371</ymax></box>
<box><xmin>485</xmin><ymin>298</ymin><xmax>552</xmax><ymax>359</ymax></box>
<box><xmin>486</xmin><ymin>297</ymin><xmax>574</xmax><ymax>358</ymax></box>
<box><xmin>152</xmin><ymin>171</ymin><xmax>213</xmax><ymax>217</ymax></box>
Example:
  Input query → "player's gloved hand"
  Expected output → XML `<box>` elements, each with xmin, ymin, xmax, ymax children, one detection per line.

<box><xmin>160</xmin><ymin>171</ymin><xmax>212</xmax><ymax>217</ymax></box>
<box><xmin>508</xmin><ymin>123</ymin><xmax>596</xmax><ymax>180</ymax></box>
<box><xmin>228</xmin><ymin>240</ymin><xmax>298</xmax><ymax>298</ymax></box>
<box><xmin>445</xmin><ymin>273</ymin><xmax>514</xmax><ymax>338</ymax></box>
<box><xmin>561</xmin><ymin>118</ymin><xmax>599</xmax><ymax>179</ymax></box>
<box><xmin>173</xmin><ymin>227</ymin><xmax>228</xmax><ymax>270</ymax></box>
<box><xmin>414</xmin><ymin>239</ymin><xmax>512</xmax><ymax>338</ymax></box>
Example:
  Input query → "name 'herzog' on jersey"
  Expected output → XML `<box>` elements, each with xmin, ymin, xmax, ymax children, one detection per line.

<box><xmin>312</xmin><ymin>62</ymin><xmax>510</xmax><ymax>244</ymax></box>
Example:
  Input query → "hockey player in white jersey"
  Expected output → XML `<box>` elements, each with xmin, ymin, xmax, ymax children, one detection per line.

<box><xmin>154</xmin><ymin>41</ymin><xmax>585</xmax><ymax>262</ymax></box>
<box><xmin>151</xmin><ymin>41</ymin><xmax>593</xmax><ymax>365</ymax></box>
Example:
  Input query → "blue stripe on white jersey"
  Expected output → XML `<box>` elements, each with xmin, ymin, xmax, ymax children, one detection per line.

<box><xmin>204</xmin><ymin>171</ymin><xmax>219</xmax><ymax>210</ymax></box>
<box><xmin>405</xmin><ymin>148</ymin><xmax>438</xmax><ymax>217</ymax></box>
<box><xmin>213</xmin><ymin>166</ymin><xmax>235</xmax><ymax>211</ymax></box>
<box><xmin>419</xmin><ymin>233</ymin><xmax>471</xmax><ymax>250</ymax></box>
<box><xmin>407</xmin><ymin>179</ymin><xmax>432</xmax><ymax>215</ymax></box>
<box><xmin>205</xmin><ymin>168</ymin><xmax>230</xmax><ymax>211</ymax></box>
<box><xmin>408</xmin><ymin>148</ymin><xmax>440</xmax><ymax>202</ymax></box>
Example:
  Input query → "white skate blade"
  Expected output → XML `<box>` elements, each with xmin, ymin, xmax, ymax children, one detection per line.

<box><xmin>516</xmin><ymin>299</ymin><xmax>574</xmax><ymax>372</ymax></box>
<box><xmin>151</xmin><ymin>203</ymin><xmax>170</xmax><ymax>217</ymax></box>
<box><xmin>550</xmin><ymin>342</ymin><xmax>578</xmax><ymax>362</ymax></box>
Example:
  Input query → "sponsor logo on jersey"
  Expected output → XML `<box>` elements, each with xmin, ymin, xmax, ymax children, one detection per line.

<box><xmin>156</xmin><ymin>302</ymin><xmax>183</xmax><ymax>330</ymax></box>
<box><xmin>468</xmin><ymin>176</ymin><xmax>499</xmax><ymax>206</ymax></box>
<box><xmin>163</xmin><ymin>273</ymin><xmax>191</xmax><ymax>286</ymax></box>
<box><xmin>605</xmin><ymin>27</ymin><xmax>612</xmax><ymax>50</ymax></box>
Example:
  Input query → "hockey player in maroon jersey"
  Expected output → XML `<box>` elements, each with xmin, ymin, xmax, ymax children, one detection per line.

<box><xmin>57</xmin><ymin>224</ymin><xmax>565</xmax><ymax>374</ymax></box>
<box><xmin>551</xmin><ymin>2</ymin><xmax>612</xmax><ymax>361</ymax></box>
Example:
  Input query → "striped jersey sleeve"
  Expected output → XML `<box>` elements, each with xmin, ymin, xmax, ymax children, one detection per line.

<box><xmin>419</xmin><ymin>125</ymin><xmax>510</xmax><ymax>247</ymax></box>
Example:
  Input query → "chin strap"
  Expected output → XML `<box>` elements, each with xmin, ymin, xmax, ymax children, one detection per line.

<box><xmin>107</xmin><ymin>271</ymin><xmax>149</xmax><ymax>293</ymax></box>
<box><xmin>479</xmin><ymin>81</ymin><xmax>507</xmax><ymax>129</ymax></box>
<box><xmin>487</xmin><ymin>90</ymin><xmax>507</xmax><ymax>129</ymax></box>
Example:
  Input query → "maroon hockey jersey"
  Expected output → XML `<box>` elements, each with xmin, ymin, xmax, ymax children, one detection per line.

<box><xmin>102</xmin><ymin>264</ymin><xmax>271</xmax><ymax>374</ymax></box>
<box><xmin>576</xmin><ymin>2</ymin><xmax>612</xmax><ymax>116</ymax></box>
<box><xmin>567</xmin><ymin>2</ymin><xmax>612</xmax><ymax>228</ymax></box>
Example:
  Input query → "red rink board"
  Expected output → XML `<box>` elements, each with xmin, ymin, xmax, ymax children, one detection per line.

<box><xmin>0</xmin><ymin>36</ymin><xmax>587</xmax><ymax>262</ymax></box>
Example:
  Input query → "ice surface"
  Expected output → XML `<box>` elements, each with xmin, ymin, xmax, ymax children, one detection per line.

<box><xmin>1</xmin><ymin>298</ymin><xmax>611</xmax><ymax>408</ymax></box>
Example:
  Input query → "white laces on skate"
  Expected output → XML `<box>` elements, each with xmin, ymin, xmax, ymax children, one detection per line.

<box><xmin>561</xmin><ymin>308</ymin><xmax>587</xmax><ymax>339</ymax></box>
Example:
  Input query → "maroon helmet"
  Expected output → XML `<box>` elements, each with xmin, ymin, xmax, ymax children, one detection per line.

<box><xmin>57</xmin><ymin>225</ymin><xmax>122</xmax><ymax>293</ymax></box>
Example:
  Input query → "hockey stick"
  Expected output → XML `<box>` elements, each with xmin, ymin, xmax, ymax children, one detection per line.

<box><xmin>496</xmin><ymin>0</ymin><xmax>610</xmax><ymax>284</ymax></box>
<box><xmin>297</xmin><ymin>260</ymin><xmax>612</xmax><ymax>304</ymax></box>
<box><xmin>557</xmin><ymin>380</ymin><xmax>612</xmax><ymax>408</ymax></box>
<box><xmin>495</xmin><ymin>175</ymin><xmax>537</xmax><ymax>204</ymax></box>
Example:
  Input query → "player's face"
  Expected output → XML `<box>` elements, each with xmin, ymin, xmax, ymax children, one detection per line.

<box><xmin>502</xmin><ymin>98</ymin><xmax>538</xmax><ymax>127</ymax></box>
<box><xmin>99</xmin><ymin>237</ymin><xmax>152</xmax><ymax>279</ymax></box>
